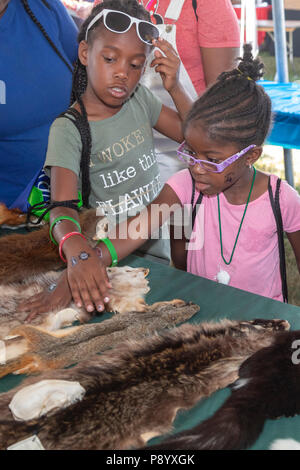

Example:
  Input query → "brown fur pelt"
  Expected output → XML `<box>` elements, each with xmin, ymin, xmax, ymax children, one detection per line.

<box><xmin>0</xmin><ymin>299</ymin><xmax>200</xmax><ymax>378</ymax></box>
<box><xmin>0</xmin><ymin>318</ymin><xmax>289</xmax><ymax>450</ymax></box>
<box><xmin>0</xmin><ymin>209</ymin><xmax>101</xmax><ymax>284</ymax></box>
<box><xmin>149</xmin><ymin>327</ymin><xmax>300</xmax><ymax>451</ymax></box>
<box><xmin>0</xmin><ymin>265</ymin><xmax>150</xmax><ymax>339</ymax></box>
<box><xmin>0</xmin><ymin>203</ymin><xmax>27</xmax><ymax>227</ymax></box>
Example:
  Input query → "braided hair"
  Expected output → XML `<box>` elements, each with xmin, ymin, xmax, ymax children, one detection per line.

<box><xmin>184</xmin><ymin>44</ymin><xmax>272</xmax><ymax>149</ymax></box>
<box><xmin>70</xmin><ymin>0</ymin><xmax>152</xmax><ymax>207</ymax></box>
<box><xmin>21</xmin><ymin>0</ymin><xmax>73</xmax><ymax>74</ymax></box>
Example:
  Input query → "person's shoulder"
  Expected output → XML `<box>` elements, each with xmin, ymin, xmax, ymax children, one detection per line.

<box><xmin>49</xmin><ymin>113</ymin><xmax>82</xmax><ymax>141</ymax></box>
<box><xmin>269</xmin><ymin>173</ymin><xmax>300</xmax><ymax>205</ymax></box>
<box><xmin>27</xmin><ymin>0</ymin><xmax>73</xmax><ymax>22</ymax></box>
<box><xmin>166</xmin><ymin>169</ymin><xmax>193</xmax><ymax>203</ymax></box>
<box><xmin>133</xmin><ymin>83</ymin><xmax>159</xmax><ymax>103</ymax></box>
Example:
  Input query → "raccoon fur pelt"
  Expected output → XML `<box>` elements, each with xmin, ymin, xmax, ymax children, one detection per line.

<box><xmin>0</xmin><ymin>299</ymin><xmax>199</xmax><ymax>377</ymax></box>
<box><xmin>0</xmin><ymin>209</ymin><xmax>103</xmax><ymax>284</ymax></box>
<box><xmin>149</xmin><ymin>328</ymin><xmax>300</xmax><ymax>451</ymax></box>
<box><xmin>0</xmin><ymin>318</ymin><xmax>289</xmax><ymax>450</ymax></box>
<box><xmin>0</xmin><ymin>265</ymin><xmax>150</xmax><ymax>339</ymax></box>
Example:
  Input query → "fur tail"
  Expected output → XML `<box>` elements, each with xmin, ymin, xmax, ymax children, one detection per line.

<box><xmin>148</xmin><ymin>386</ymin><xmax>265</xmax><ymax>450</ymax></box>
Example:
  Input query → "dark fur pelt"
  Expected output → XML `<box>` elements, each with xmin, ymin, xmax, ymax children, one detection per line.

<box><xmin>149</xmin><ymin>328</ymin><xmax>300</xmax><ymax>451</ymax></box>
<box><xmin>0</xmin><ymin>318</ymin><xmax>289</xmax><ymax>450</ymax></box>
<box><xmin>0</xmin><ymin>209</ymin><xmax>99</xmax><ymax>284</ymax></box>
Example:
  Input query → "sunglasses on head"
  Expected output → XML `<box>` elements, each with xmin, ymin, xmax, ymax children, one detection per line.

<box><xmin>85</xmin><ymin>9</ymin><xmax>160</xmax><ymax>45</ymax></box>
<box><xmin>177</xmin><ymin>142</ymin><xmax>256</xmax><ymax>173</ymax></box>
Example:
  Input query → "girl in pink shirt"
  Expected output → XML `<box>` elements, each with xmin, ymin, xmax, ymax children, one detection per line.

<box><xmin>23</xmin><ymin>44</ymin><xmax>300</xmax><ymax>316</ymax></box>
<box><xmin>104</xmin><ymin>44</ymin><xmax>300</xmax><ymax>303</ymax></box>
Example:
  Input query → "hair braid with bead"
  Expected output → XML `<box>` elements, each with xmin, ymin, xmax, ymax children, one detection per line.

<box><xmin>69</xmin><ymin>0</ymin><xmax>151</xmax><ymax>207</ymax></box>
<box><xmin>184</xmin><ymin>44</ymin><xmax>272</xmax><ymax>149</ymax></box>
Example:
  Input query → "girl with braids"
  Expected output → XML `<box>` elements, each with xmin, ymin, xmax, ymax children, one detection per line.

<box><xmin>27</xmin><ymin>0</ymin><xmax>192</xmax><ymax>317</ymax></box>
<box><xmin>0</xmin><ymin>0</ymin><xmax>77</xmax><ymax>212</ymax></box>
<box><xmin>24</xmin><ymin>44</ymin><xmax>300</xmax><ymax>320</ymax></box>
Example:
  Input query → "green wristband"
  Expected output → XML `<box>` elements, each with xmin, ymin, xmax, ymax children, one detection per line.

<box><xmin>49</xmin><ymin>216</ymin><xmax>81</xmax><ymax>245</ymax></box>
<box><xmin>98</xmin><ymin>238</ymin><xmax>118</xmax><ymax>267</ymax></box>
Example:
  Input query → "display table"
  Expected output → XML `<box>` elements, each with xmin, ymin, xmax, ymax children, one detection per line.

<box><xmin>259</xmin><ymin>80</ymin><xmax>300</xmax><ymax>151</ymax></box>
<box><xmin>1</xmin><ymin>252</ymin><xmax>300</xmax><ymax>450</ymax></box>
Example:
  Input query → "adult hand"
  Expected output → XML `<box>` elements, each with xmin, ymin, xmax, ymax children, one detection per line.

<box><xmin>150</xmin><ymin>37</ymin><xmax>180</xmax><ymax>93</ymax></box>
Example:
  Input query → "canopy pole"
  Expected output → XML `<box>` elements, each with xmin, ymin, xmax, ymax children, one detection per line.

<box><xmin>271</xmin><ymin>0</ymin><xmax>294</xmax><ymax>186</ymax></box>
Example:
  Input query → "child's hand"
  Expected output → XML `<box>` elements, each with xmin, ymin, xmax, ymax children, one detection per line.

<box><xmin>19</xmin><ymin>270</ymin><xmax>72</xmax><ymax>322</ymax></box>
<box><xmin>66</xmin><ymin>248</ymin><xmax>112</xmax><ymax>314</ymax></box>
<box><xmin>150</xmin><ymin>37</ymin><xmax>180</xmax><ymax>93</ymax></box>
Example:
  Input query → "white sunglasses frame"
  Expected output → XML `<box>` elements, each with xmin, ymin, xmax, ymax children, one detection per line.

<box><xmin>85</xmin><ymin>9</ymin><xmax>160</xmax><ymax>45</ymax></box>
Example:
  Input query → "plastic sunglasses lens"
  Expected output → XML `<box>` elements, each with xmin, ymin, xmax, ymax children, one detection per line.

<box><xmin>138</xmin><ymin>22</ymin><xmax>159</xmax><ymax>44</ymax></box>
<box><xmin>105</xmin><ymin>11</ymin><xmax>131</xmax><ymax>32</ymax></box>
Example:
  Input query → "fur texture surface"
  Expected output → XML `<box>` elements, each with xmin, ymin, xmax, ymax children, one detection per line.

<box><xmin>149</xmin><ymin>328</ymin><xmax>300</xmax><ymax>451</ymax></box>
<box><xmin>0</xmin><ymin>318</ymin><xmax>289</xmax><ymax>450</ymax></box>
<box><xmin>0</xmin><ymin>266</ymin><xmax>150</xmax><ymax>339</ymax></box>
<box><xmin>0</xmin><ymin>204</ymin><xmax>27</xmax><ymax>227</ymax></box>
<box><xmin>0</xmin><ymin>209</ymin><xmax>100</xmax><ymax>284</ymax></box>
<box><xmin>0</xmin><ymin>299</ymin><xmax>199</xmax><ymax>377</ymax></box>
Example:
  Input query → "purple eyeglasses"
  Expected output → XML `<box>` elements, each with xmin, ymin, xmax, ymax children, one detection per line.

<box><xmin>177</xmin><ymin>142</ymin><xmax>256</xmax><ymax>173</ymax></box>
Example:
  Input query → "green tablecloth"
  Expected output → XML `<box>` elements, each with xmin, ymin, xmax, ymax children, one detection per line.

<box><xmin>1</xmin><ymin>252</ymin><xmax>300</xmax><ymax>450</ymax></box>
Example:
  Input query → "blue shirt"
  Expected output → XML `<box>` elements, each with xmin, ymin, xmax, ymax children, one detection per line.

<box><xmin>0</xmin><ymin>0</ymin><xmax>78</xmax><ymax>210</ymax></box>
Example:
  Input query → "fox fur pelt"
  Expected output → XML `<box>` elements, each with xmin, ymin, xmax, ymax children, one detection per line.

<box><xmin>0</xmin><ymin>318</ymin><xmax>289</xmax><ymax>450</ymax></box>
<box><xmin>0</xmin><ymin>209</ymin><xmax>101</xmax><ymax>284</ymax></box>
<box><xmin>149</xmin><ymin>328</ymin><xmax>300</xmax><ymax>451</ymax></box>
<box><xmin>0</xmin><ymin>299</ymin><xmax>199</xmax><ymax>378</ymax></box>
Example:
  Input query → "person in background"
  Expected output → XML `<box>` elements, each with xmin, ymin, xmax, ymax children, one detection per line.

<box><xmin>0</xmin><ymin>0</ymin><xmax>78</xmax><ymax>213</ymax></box>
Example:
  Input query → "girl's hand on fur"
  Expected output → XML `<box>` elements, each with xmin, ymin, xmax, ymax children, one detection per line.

<box><xmin>66</xmin><ymin>249</ymin><xmax>112</xmax><ymax>314</ymax></box>
<box><xmin>20</xmin><ymin>270</ymin><xmax>72</xmax><ymax>322</ymax></box>
<box><xmin>150</xmin><ymin>38</ymin><xmax>180</xmax><ymax>93</ymax></box>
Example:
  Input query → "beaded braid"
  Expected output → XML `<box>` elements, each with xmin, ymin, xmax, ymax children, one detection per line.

<box><xmin>69</xmin><ymin>0</ymin><xmax>152</xmax><ymax>207</ymax></box>
<box><xmin>184</xmin><ymin>44</ymin><xmax>272</xmax><ymax>149</ymax></box>
<box><xmin>21</xmin><ymin>0</ymin><xmax>73</xmax><ymax>74</ymax></box>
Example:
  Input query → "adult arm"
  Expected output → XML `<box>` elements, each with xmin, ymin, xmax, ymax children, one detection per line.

<box><xmin>197</xmin><ymin>0</ymin><xmax>240</xmax><ymax>89</ymax></box>
<box><xmin>200</xmin><ymin>46</ymin><xmax>240</xmax><ymax>88</ymax></box>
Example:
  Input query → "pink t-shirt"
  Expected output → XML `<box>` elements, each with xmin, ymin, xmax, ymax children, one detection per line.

<box><xmin>151</xmin><ymin>0</ymin><xmax>240</xmax><ymax>94</ymax></box>
<box><xmin>167</xmin><ymin>169</ymin><xmax>300</xmax><ymax>301</ymax></box>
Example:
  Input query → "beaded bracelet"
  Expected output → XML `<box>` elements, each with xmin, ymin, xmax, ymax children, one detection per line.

<box><xmin>97</xmin><ymin>238</ymin><xmax>118</xmax><ymax>267</ymax></box>
<box><xmin>49</xmin><ymin>216</ymin><xmax>82</xmax><ymax>245</ymax></box>
<box><xmin>59</xmin><ymin>232</ymin><xmax>87</xmax><ymax>263</ymax></box>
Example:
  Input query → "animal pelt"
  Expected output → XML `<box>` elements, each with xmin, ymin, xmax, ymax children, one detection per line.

<box><xmin>0</xmin><ymin>203</ymin><xmax>27</xmax><ymax>227</ymax></box>
<box><xmin>0</xmin><ymin>318</ymin><xmax>289</xmax><ymax>450</ymax></box>
<box><xmin>0</xmin><ymin>208</ymin><xmax>102</xmax><ymax>284</ymax></box>
<box><xmin>148</xmin><ymin>328</ymin><xmax>300</xmax><ymax>451</ymax></box>
<box><xmin>0</xmin><ymin>299</ymin><xmax>200</xmax><ymax>378</ymax></box>
<box><xmin>0</xmin><ymin>265</ymin><xmax>150</xmax><ymax>339</ymax></box>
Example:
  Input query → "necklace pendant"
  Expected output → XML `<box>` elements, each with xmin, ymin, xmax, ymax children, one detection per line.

<box><xmin>216</xmin><ymin>269</ymin><xmax>231</xmax><ymax>285</ymax></box>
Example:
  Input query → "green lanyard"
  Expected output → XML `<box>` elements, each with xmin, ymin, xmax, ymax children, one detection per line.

<box><xmin>218</xmin><ymin>167</ymin><xmax>256</xmax><ymax>266</ymax></box>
